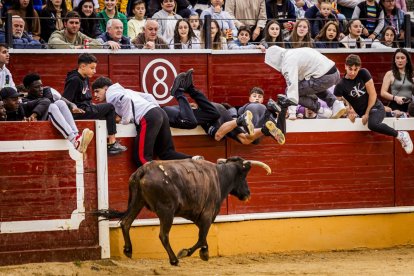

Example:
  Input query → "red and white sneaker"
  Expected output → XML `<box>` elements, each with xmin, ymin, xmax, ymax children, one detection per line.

<box><xmin>74</xmin><ymin>128</ymin><xmax>94</xmax><ymax>154</ymax></box>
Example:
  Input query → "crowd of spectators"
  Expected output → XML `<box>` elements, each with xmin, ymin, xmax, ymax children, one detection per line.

<box><xmin>0</xmin><ymin>0</ymin><xmax>410</xmax><ymax>49</ymax></box>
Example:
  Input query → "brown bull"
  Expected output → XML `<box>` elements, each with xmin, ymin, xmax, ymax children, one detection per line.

<box><xmin>96</xmin><ymin>156</ymin><xmax>271</xmax><ymax>265</ymax></box>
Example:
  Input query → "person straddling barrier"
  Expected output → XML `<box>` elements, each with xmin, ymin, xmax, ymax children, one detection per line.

<box><xmin>92</xmin><ymin>76</ymin><xmax>192</xmax><ymax>168</ymax></box>
<box><xmin>264</xmin><ymin>46</ymin><xmax>346</xmax><ymax>120</ymax></box>
<box><xmin>163</xmin><ymin>68</ymin><xmax>221</xmax><ymax>130</ymax></box>
<box><xmin>164</xmin><ymin>69</ymin><xmax>269</xmax><ymax>144</ymax></box>
<box><xmin>334</xmin><ymin>54</ymin><xmax>413</xmax><ymax>154</ymax></box>
<box><xmin>22</xmin><ymin>73</ymin><xmax>94</xmax><ymax>154</ymax></box>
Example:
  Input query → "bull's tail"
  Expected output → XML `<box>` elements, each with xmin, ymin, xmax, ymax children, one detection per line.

<box><xmin>94</xmin><ymin>209</ymin><xmax>127</xmax><ymax>220</ymax></box>
<box><xmin>94</xmin><ymin>166</ymin><xmax>146</xmax><ymax>222</ymax></box>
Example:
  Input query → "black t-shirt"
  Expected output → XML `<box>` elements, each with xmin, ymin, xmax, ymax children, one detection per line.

<box><xmin>334</xmin><ymin>68</ymin><xmax>372</xmax><ymax>117</ymax></box>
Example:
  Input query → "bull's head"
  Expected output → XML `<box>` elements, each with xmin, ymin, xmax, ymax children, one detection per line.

<box><xmin>217</xmin><ymin>157</ymin><xmax>271</xmax><ymax>202</ymax></box>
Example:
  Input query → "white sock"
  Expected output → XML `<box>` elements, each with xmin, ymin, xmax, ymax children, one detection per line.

<box><xmin>397</xmin><ymin>131</ymin><xmax>404</xmax><ymax>140</ymax></box>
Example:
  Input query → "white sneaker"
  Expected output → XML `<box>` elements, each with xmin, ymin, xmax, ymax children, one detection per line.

<box><xmin>397</xmin><ymin>131</ymin><xmax>413</xmax><ymax>154</ymax></box>
<box><xmin>317</xmin><ymin>107</ymin><xmax>333</xmax><ymax>119</ymax></box>
<box><xmin>331</xmin><ymin>100</ymin><xmax>347</xmax><ymax>119</ymax></box>
<box><xmin>74</xmin><ymin>128</ymin><xmax>94</xmax><ymax>154</ymax></box>
<box><xmin>288</xmin><ymin>111</ymin><xmax>297</xmax><ymax>120</ymax></box>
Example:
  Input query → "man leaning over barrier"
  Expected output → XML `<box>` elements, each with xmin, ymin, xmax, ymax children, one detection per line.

<box><xmin>265</xmin><ymin>46</ymin><xmax>347</xmax><ymax>120</ymax></box>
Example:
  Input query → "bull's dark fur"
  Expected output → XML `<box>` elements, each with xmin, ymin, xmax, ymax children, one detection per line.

<box><xmin>96</xmin><ymin>156</ymin><xmax>252</xmax><ymax>265</ymax></box>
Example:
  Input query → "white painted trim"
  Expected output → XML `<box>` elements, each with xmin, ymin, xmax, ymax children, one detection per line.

<box><xmin>96</xmin><ymin>121</ymin><xmax>110</xmax><ymax>259</ymax></box>
<box><xmin>0</xmin><ymin>140</ymin><xmax>85</xmax><ymax>234</ymax></box>
<box><xmin>108</xmin><ymin>206</ymin><xmax>414</xmax><ymax>228</ymax></box>
<box><xmin>113</xmin><ymin>118</ymin><xmax>414</xmax><ymax>138</ymax></box>
<box><xmin>115</xmin><ymin>123</ymin><xmax>206</xmax><ymax>138</ymax></box>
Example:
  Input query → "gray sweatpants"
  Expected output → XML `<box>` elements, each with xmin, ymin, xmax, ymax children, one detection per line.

<box><xmin>298</xmin><ymin>70</ymin><xmax>340</xmax><ymax>112</ymax></box>
<box><xmin>48</xmin><ymin>100</ymin><xmax>79</xmax><ymax>142</ymax></box>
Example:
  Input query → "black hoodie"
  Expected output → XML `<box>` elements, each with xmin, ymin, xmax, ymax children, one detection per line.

<box><xmin>63</xmin><ymin>70</ymin><xmax>92</xmax><ymax>110</ymax></box>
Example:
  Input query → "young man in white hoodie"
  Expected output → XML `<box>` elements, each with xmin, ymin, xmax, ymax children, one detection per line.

<box><xmin>264</xmin><ymin>46</ymin><xmax>346</xmax><ymax>120</ymax></box>
<box><xmin>92</xmin><ymin>75</ymin><xmax>192</xmax><ymax>168</ymax></box>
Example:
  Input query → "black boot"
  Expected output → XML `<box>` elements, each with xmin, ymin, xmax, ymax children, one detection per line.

<box><xmin>277</xmin><ymin>94</ymin><xmax>298</xmax><ymax>108</ymax></box>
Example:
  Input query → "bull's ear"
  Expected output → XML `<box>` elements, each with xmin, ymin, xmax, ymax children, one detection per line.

<box><xmin>217</xmin><ymin>158</ymin><xmax>227</xmax><ymax>164</ymax></box>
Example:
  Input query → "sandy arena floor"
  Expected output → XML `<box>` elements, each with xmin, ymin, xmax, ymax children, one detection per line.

<box><xmin>1</xmin><ymin>246</ymin><xmax>414</xmax><ymax>275</ymax></box>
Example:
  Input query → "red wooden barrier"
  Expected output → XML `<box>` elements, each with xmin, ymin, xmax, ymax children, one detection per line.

<box><xmin>0</xmin><ymin>121</ymin><xmax>100</xmax><ymax>266</ymax></box>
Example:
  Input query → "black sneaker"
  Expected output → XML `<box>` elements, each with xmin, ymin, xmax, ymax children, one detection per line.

<box><xmin>236</xmin><ymin>110</ymin><xmax>254</xmax><ymax>136</ymax></box>
<box><xmin>277</xmin><ymin>94</ymin><xmax>298</xmax><ymax>108</ymax></box>
<box><xmin>266</xmin><ymin>98</ymin><xmax>281</xmax><ymax>114</ymax></box>
<box><xmin>170</xmin><ymin>72</ymin><xmax>187</xmax><ymax>96</ymax></box>
<box><xmin>108</xmin><ymin>140</ymin><xmax>127</xmax><ymax>155</ymax></box>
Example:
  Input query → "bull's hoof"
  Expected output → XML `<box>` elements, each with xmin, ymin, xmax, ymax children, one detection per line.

<box><xmin>170</xmin><ymin>259</ymin><xmax>179</xmax><ymax>266</ymax></box>
<box><xmin>199</xmin><ymin>247</ymin><xmax>209</xmax><ymax>261</ymax></box>
<box><xmin>123</xmin><ymin>248</ymin><xmax>132</xmax><ymax>258</ymax></box>
<box><xmin>177</xmin><ymin>248</ymin><xmax>190</xmax><ymax>259</ymax></box>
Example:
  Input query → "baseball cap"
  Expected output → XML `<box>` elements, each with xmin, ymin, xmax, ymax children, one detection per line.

<box><xmin>0</xmin><ymin>87</ymin><xmax>23</xmax><ymax>99</ymax></box>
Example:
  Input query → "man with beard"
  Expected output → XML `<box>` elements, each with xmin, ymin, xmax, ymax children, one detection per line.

<box><xmin>48</xmin><ymin>11</ymin><xmax>102</xmax><ymax>49</ymax></box>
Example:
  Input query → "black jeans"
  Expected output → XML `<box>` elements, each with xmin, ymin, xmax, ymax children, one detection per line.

<box><xmin>367</xmin><ymin>101</ymin><xmax>398</xmax><ymax>137</ymax></box>
<box><xmin>73</xmin><ymin>103</ymin><xmax>117</xmax><ymax>135</ymax></box>
<box><xmin>133</xmin><ymin>107</ymin><xmax>191</xmax><ymax>168</ymax></box>
<box><xmin>163</xmin><ymin>86</ymin><xmax>220</xmax><ymax>129</ymax></box>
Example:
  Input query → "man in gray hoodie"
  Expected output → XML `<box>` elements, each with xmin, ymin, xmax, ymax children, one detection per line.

<box><xmin>265</xmin><ymin>46</ymin><xmax>346</xmax><ymax>120</ymax></box>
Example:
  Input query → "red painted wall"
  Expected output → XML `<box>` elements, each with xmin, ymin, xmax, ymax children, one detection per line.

<box><xmin>8</xmin><ymin>51</ymin><xmax>401</xmax><ymax>107</ymax></box>
<box><xmin>0</xmin><ymin>121</ymin><xmax>100</xmax><ymax>266</ymax></box>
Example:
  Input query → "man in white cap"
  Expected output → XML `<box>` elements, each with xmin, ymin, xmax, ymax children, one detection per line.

<box><xmin>264</xmin><ymin>46</ymin><xmax>346</xmax><ymax>120</ymax></box>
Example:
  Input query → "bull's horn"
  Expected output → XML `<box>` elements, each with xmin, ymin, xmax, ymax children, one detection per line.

<box><xmin>244</xmin><ymin>160</ymin><xmax>272</xmax><ymax>175</ymax></box>
<box><xmin>217</xmin><ymin>158</ymin><xmax>227</xmax><ymax>164</ymax></box>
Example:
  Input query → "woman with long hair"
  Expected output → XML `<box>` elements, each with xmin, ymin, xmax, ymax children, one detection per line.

<box><xmin>380</xmin><ymin>48</ymin><xmax>414</xmax><ymax>113</ymax></box>
<box><xmin>380</xmin><ymin>0</ymin><xmax>405</xmax><ymax>45</ymax></box>
<box><xmin>315</xmin><ymin>21</ymin><xmax>341</xmax><ymax>48</ymax></box>
<box><xmin>371</xmin><ymin>26</ymin><xmax>399</xmax><ymax>48</ymax></box>
<box><xmin>340</xmin><ymin>19</ymin><xmax>367</xmax><ymax>48</ymax></box>
<box><xmin>260</xmin><ymin>20</ymin><xmax>284</xmax><ymax>48</ymax></box>
<box><xmin>200</xmin><ymin>19</ymin><xmax>227</xmax><ymax>50</ymax></box>
<box><xmin>284</xmin><ymin>18</ymin><xmax>314</xmax><ymax>48</ymax></box>
<box><xmin>74</xmin><ymin>0</ymin><xmax>102</xmax><ymax>38</ymax></box>
<box><xmin>39</xmin><ymin>0</ymin><xmax>68</xmax><ymax>42</ymax></box>
<box><xmin>8</xmin><ymin>0</ymin><xmax>41</xmax><ymax>40</ymax></box>
<box><xmin>169</xmin><ymin>19</ymin><xmax>200</xmax><ymax>49</ymax></box>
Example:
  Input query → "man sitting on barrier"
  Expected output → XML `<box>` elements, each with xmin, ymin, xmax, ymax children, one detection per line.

<box><xmin>265</xmin><ymin>46</ymin><xmax>347</xmax><ymax>120</ymax></box>
<box><xmin>64</xmin><ymin>53</ymin><xmax>127</xmax><ymax>155</ymax></box>
<box><xmin>22</xmin><ymin>73</ymin><xmax>94</xmax><ymax>154</ymax></box>
<box><xmin>92</xmin><ymin>76</ymin><xmax>192</xmax><ymax>168</ymax></box>
<box><xmin>334</xmin><ymin>54</ymin><xmax>413</xmax><ymax>154</ymax></box>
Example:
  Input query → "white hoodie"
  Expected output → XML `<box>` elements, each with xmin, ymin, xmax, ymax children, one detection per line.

<box><xmin>264</xmin><ymin>46</ymin><xmax>335</xmax><ymax>114</ymax></box>
<box><xmin>105</xmin><ymin>83</ymin><xmax>159</xmax><ymax>125</ymax></box>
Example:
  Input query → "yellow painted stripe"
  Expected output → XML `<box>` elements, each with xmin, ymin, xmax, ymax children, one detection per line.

<box><xmin>110</xmin><ymin>213</ymin><xmax>414</xmax><ymax>259</ymax></box>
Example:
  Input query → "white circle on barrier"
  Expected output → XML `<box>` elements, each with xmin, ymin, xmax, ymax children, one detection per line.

<box><xmin>142</xmin><ymin>59</ymin><xmax>177</xmax><ymax>104</ymax></box>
